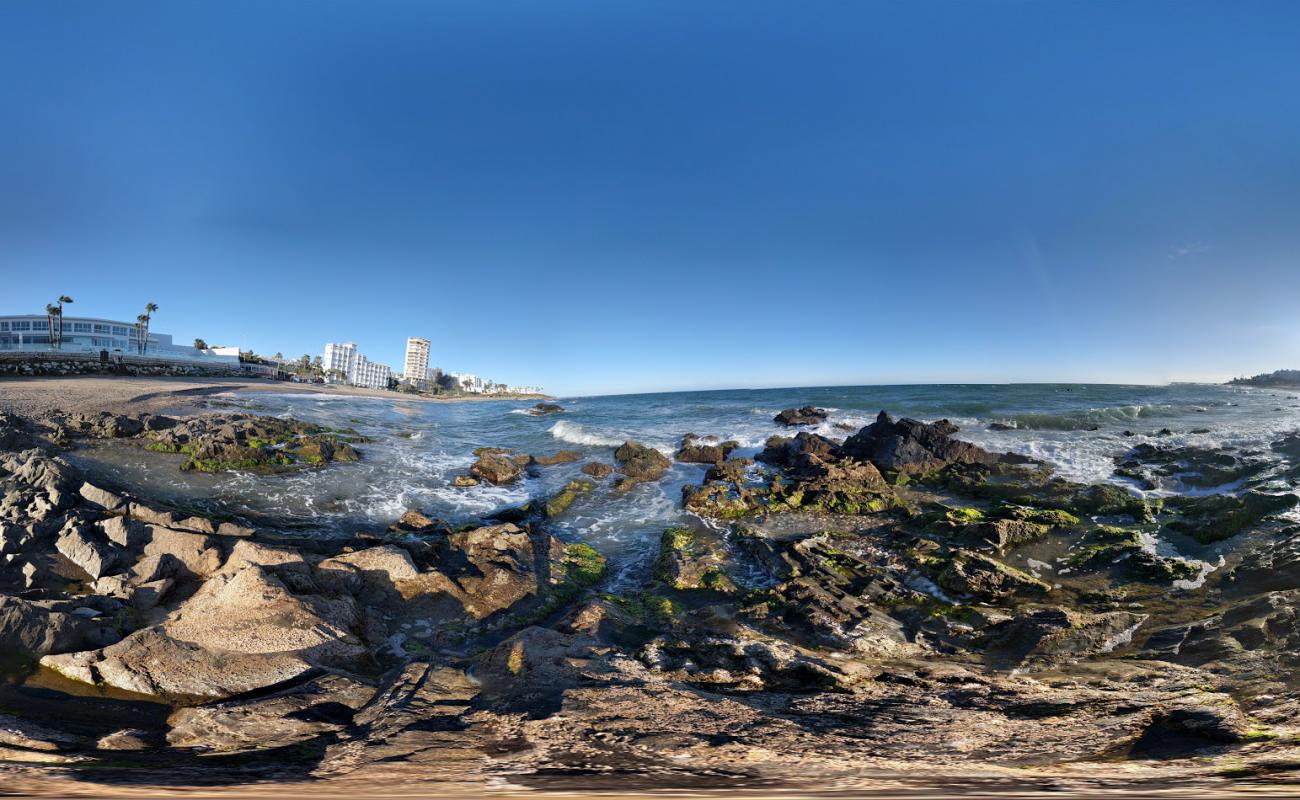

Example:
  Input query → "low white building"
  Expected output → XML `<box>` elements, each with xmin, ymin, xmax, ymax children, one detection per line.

<box><xmin>322</xmin><ymin>341</ymin><xmax>392</xmax><ymax>389</ymax></box>
<box><xmin>0</xmin><ymin>314</ymin><xmax>238</xmax><ymax>367</ymax></box>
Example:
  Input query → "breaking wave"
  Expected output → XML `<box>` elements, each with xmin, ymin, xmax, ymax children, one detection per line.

<box><xmin>548</xmin><ymin>420</ymin><xmax>625</xmax><ymax>448</ymax></box>
<box><xmin>997</xmin><ymin>405</ymin><xmax>1177</xmax><ymax>431</ymax></box>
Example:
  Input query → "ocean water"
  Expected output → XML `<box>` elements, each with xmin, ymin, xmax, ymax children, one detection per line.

<box><xmin>69</xmin><ymin>383</ymin><xmax>1300</xmax><ymax>574</ymax></box>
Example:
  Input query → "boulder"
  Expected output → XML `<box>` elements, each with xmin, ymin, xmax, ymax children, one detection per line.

<box><xmin>756</xmin><ymin>432</ymin><xmax>838</xmax><ymax>472</ymax></box>
<box><xmin>542</xmin><ymin>479</ymin><xmax>593</xmax><ymax>518</ymax></box>
<box><xmin>526</xmin><ymin>403</ymin><xmax>565</xmax><ymax>416</ymax></box>
<box><xmin>126</xmin><ymin>502</ymin><xmax>182</xmax><ymax>528</ymax></box>
<box><xmin>984</xmin><ymin>607</ymin><xmax>1147</xmax><ymax>666</ymax></box>
<box><xmin>166</xmin><ymin>672</ymin><xmax>375</xmax><ymax>751</ymax></box>
<box><xmin>774</xmin><ymin>407</ymin><xmax>829</xmax><ymax>427</ymax></box>
<box><xmin>136</xmin><ymin>525</ymin><xmax>224</xmax><ymax>579</ymax></box>
<box><xmin>98</xmin><ymin>515</ymin><xmax>148</xmax><ymax>549</ymax></box>
<box><xmin>394</xmin><ymin>508</ymin><xmax>436</xmax><ymax>530</ymax></box>
<box><xmin>640</xmin><ymin>634</ymin><xmax>842</xmax><ymax>692</ymax></box>
<box><xmin>963</xmin><ymin>518</ymin><xmax>1051</xmax><ymax>552</ymax></box>
<box><xmin>78</xmin><ymin>482</ymin><xmax>125</xmax><ymax>512</ymax></box>
<box><xmin>581</xmin><ymin>462</ymin><xmax>612</xmax><ymax>480</ymax></box>
<box><xmin>938</xmin><ymin>551</ymin><xmax>1050</xmax><ymax>601</ymax></box>
<box><xmin>531</xmin><ymin>450</ymin><xmax>582</xmax><ymax>466</ymax></box>
<box><xmin>654</xmin><ymin>528</ymin><xmax>735</xmax><ymax>592</ymax></box>
<box><xmin>55</xmin><ymin>523</ymin><xmax>120</xmax><ymax>580</ymax></box>
<box><xmin>675</xmin><ymin>435</ymin><xmax>738</xmax><ymax>465</ymax></box>
<box><xmin>613</xmin><ymin>441</ymin><xmax>671</xmax><ymax>488</ymax></box>
<box><xmin>43</xmin><ymin>564</ymin><xmax>369</xmax><ymax>701</ymax></box>
<box><xmin>0</xmin><ymin>597</ymin><xmax>119</xmax><ymax>655</ymax></box>
<box><xmin>318</xmin><ymin>545</ymin><xmax>420</xmax><ymax>594</ymax></box>
<box><xmin>470</xmin><ymin>451</ymin><xmax>524</xmax><ymax>485</ymax></box>
<box><xmin>841</xmin><ymin>411</ymin><xmax>1001</xmax><ymax>475</ymax></box>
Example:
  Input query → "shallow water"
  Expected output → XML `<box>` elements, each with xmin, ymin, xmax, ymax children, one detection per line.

<box><xmin>65</xmin><ymin>383</ymin><xmax>1300</xmax><ymax>575</ymax></box>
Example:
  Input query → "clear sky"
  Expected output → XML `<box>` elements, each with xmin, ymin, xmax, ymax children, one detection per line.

<box><xmin>3</xmin><ymin>1</ymin><xmax>1299</xmax><ymax>396</ymax></box>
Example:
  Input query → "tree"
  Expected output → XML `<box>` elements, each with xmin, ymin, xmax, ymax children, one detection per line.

<box><xmin>311</xmin><ymin>355</ymin><xmax>323</xmax><ymax>376</ymax></box>
<box><xmin>193</xmin><ymin>338</ymin><xmax>208</xmax><ymax>350</ymax></box>
<box><xmin>54</xmin><ymin>295</ymin><xmax>72</xmax><ymax>349</ymax></box>
<box><xmin>45</xmin><ymin>304</ymin><xmax>60</xmax><ymax>349</ymax></box>
<box><xmin>136</xmin><ymin>302</ymin><xmax>158</xmax><ymax>354</ymax></box>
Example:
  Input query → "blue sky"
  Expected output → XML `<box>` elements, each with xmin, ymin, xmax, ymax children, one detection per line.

<box><xmin>3</xmin><ymin>1</ymin><xmax>1299</xmax><ymax>396</ymax></box>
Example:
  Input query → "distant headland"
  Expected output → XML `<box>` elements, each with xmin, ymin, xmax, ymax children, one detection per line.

<box><xmin>1227</xmin><ymin>369</ymin><xmax>1300</xmax><ymax>388</ymax></box>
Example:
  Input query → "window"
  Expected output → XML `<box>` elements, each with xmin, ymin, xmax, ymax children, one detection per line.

<box><xmin>73</xmin><ymin>322</ymin><xmax>91</xmax><ymax>333</ymax></box>
<box><xmin>12</xmin><ymin>321</ymin><xmax>31</xmax><ymax>331</ymax></box>
<box><xmin>93</xmin><ymin>324</ymin><xmax>110</xmax><ymax>334</ymax></box>
<box><xmin>112</xmin><ymin>326</ymin><xmax>129</xmax><ymax>336</ymax></box>
<box><xmin>0</xmin><ymin>322</ymin><xmax>8</xmax><ymax>331</ymax></box>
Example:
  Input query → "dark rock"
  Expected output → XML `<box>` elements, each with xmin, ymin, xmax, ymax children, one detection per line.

<box><xmin>705</xmin><ymin>457</ymin><xmax>752</xmax><ymax>485</ymax></box>
<box><xmin>542</xmin><ymin>479</ymin><xmax>594</xmax><ymax>518</ymax></box>
<box><xmin>984</xmin><ymin>607</ymin><xmax>1146</xmax><ymax>666</ymax></box>
<box><xmin>1164</xmin><ymin>491</ymin><xmax>1298</xmax><ymax>544</ymax></box>
<box><xmin>0</xmin><ymin>596</ymin><xmax>121</xmax><ymax>656</ymax></box>
<box><xmin>526</xmin><ymin>403</ymin><xmax>565</xmax><ymax>416</ymax></box>
<box><xmin>613</xmin><ymin>441</ymin><xmax>671</xmax><ymax>489</ymax></box>
<box><xmin>937</xmin><ymin>551</ymin><xmax>1050</xmax><ymax>601</ymax></box>
<box><xmin>470</xmin><ymin>451</ymin><xmax>524</xmax><ymax>484</ymax></box>
<box><xmin>531</xmin><ymin>450</ymin><xmax>582</xmax><ymax>466</ymax></box>
<box><xmin>675</xmin><ymin>434</ymin><xmax>737</xmax><ymax>465</ymax></box>
<box><xmin>841</xmin><ymin>411</ymin><xmax>1001</xmax><ymax>476</ymax></box>
<box><xmin>653</xmin><ymin>528</ymin><xmax>735</xmax><ymax>592</ymax></box>
<box><xmin>581</xmin><ymin>462</ymin><xmax>613</xmax><ymax>480</ymax></box>
<box><xmin>640</xmin><ymin>634</ymin><xmax>842</xmax><ymax>692</ymax></box>
<box><xmin>55</xmin><ymin>523</ymin><xmax>120</xmax><ymax>579</ymax></box>
<box><xmin>774</xmin><ymin>406</ymin><xmax>829</xmax><ymax>427</ymax></box>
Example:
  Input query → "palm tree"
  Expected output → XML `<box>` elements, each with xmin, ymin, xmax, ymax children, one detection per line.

<box><xmin>133</xmin><ymin>302</ymin><xmax>158</xmax><ymax>354</ymax></box>
<box><xmin>55</xmin><ymin>295</ymin><xmax>72</xmax><ymax>349</ymax></box>
<box><xmin>45</xmin><ymin>304</ymin><xmax>59</xmax><ymax>349</ymax></box>
<box><xmin>135</xmin><ymin>315</ymin><xmax>149</xmax><ymax>355</ymax></box>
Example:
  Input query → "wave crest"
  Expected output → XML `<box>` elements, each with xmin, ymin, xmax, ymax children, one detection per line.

<box><xmin>1002</xmin><ymin>405</ymin><xmax>1175</xmax><ymax>431</ymax></box>
<box><xmin>549</xmin><ymin>420</ymin><xmax>624</xmax><ymax>448</ymax></box>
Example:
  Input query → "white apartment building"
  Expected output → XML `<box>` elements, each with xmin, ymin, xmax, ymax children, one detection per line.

<box><xmin>404</xmin><ymin>337</ymin><xmax>430</xmax><ymax>383</ymax></box>
<box><xmin>451</xmin><ymin>372</ymin><xmax>485</xmax><ymax>393</ymax></box>
<box><xmin>322</xmin><ymin>341</ymin><xmax>392</xmax><ymax>389</ymax></box>
<box><xmin>353</xmin><ymin>355</ymin><xmax>392</xmax><ymax>389</ymax></box>
<box><xmin>322</xmin><ymin>342</ymin><xmax>357</xmax><ymax>378</ymax></box>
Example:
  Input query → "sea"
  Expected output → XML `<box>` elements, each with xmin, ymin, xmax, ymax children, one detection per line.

<box><xmin>67</xmin><ymin>383</ymin><xmax>1300</xmax><ymax>580</ymax></box>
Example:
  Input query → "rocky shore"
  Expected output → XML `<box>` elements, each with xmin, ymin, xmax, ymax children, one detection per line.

<box><xmin>1</xmin><ymin>401</ymin><xmax>1300</xmax><ymax>795</ymax></box>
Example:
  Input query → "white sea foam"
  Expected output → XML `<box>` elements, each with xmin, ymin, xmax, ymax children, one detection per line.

<box><xmin>548</xmin><ymin>420</ymin><xmax>625</xmax><ymax>448</ymax></box>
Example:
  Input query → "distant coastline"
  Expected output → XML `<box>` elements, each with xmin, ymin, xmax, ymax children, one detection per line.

<box><xmin>1226</xmin><ymin>368</ymin><xmax>1300</xmax><ymax>389</ymax></box>
<box><xmin>0</xmin><ymin>374</ymin><xmax>552</xmax><ymax>417</ymax></box>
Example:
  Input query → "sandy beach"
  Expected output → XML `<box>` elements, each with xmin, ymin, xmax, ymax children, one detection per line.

<box><xmin>0</xmin><ymin>375</ymin><xmax>549</xmax><ymax>417</ymax></box>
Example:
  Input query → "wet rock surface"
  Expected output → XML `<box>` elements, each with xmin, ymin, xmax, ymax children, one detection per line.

<box><xmin>1</xmin><ymin>406</ymin><xmax>1300</xmax><ymax>792</ymax></box>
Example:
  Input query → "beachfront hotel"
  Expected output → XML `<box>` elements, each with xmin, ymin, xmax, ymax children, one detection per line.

<box><xmin>0</xmin><ymin>313</ymin><xmax>237</xmax><ymax>366</ymax></box>
<box><xmin>404</xmin><ymin>337</ymin><xmax>430</xmax><ymax>383</ymax></box>
<box><xmin>450</xmin><ymin>372</ymin><xmax>486</xmax><ymax>393</ymax></box>
<box><xmin>322</xmin><ymin>341</ymin><xmax>392</xmax><ymax>389</ymax></box>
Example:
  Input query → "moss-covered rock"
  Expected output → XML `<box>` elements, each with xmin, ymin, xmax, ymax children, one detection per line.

<box><xmin>937</xmin><ymin>550</ymin><xmax>1050</xmax><ymax>602</ymax></box>
<box><xmin>1164</xmin><ymin>492</ymin><xmax>1299</xmax><ymax>544</ymax></box>
<box><xmin>1068</xmin><ymin>526</ymin><xmax>1204</xmax><ymax>583</ymax></box>
<box><xmin>143</xmin><ymin>414</ymin><xmax>365</xmax><ymax>474</ymax></box>
<box><xmin>543</xmin><ymin>479</ymin><xmax>594</xmax><ymax>518</ymax></box>
<box><xmin>653</xmin><ymin>527</ymin><xmax>736</xmax><ymax>593</ymax></box>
